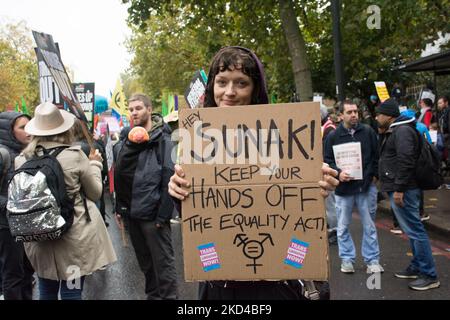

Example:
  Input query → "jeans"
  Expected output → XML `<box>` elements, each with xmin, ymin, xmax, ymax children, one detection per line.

<box><xmin>38</xmin><ymin>277</ymin><xmax>85</xmax><ymax>300</ymax></box>
<box><xmin>335</xmin><ymin>191</ymin><xmax>381</xmax><ymax>264</ymax></box>
<box><xmin>325</xmin><ymin>191</ymin><xmax>337</xmax><ymax>231</ymax></box>
<box><xmin>368</xmin><ymin>183</ymin><xmax>378</xmax><ymax>221</ymax></box>
<box><xmin>388</xmin><ymin>188</ymin><xmax>438</xmax><ymax>278</ymax></box>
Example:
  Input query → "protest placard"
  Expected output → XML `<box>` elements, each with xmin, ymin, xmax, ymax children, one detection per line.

<box><xmin>178</xmin><ymin>102</ymin><xmax>328</xmax><ymax>281</ymax></box>
<box><xmin>73</xmin><ymin>83</ymin><xmax>95</xmax><ymax>128</ymax></box>
<box><xmin>332</xmin><ymin>142</ymin><xmax>363</xmax><ymax>180</ymax></box>
<box><xmin>35</xmin><ymin>46</ymin><xmax>64</xmax><ymax>107</ymax></box>
<box><xmin>374</xmin><ymin>81</ymin><xmax>390</xmax><ymax>102</ymax></box>
<box><xmin>184</xmin><ymin>70</ymin><xmax>207</xmax><ymax>109</ymax></box>
<box><xmin>32</xmin><ymin>30</ymin><xmax>87</xmax><ymax>123</ymax></box>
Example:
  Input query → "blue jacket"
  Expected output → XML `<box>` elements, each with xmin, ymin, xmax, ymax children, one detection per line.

<box><xmin>324</xmin><ymin>122</ymin><xmax>379</xmax><ymax>196</ymax></box>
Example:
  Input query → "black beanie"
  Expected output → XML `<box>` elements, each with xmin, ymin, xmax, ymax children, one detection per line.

<box><xmin>376</xmin><ymin>98</ymin><xmax>400</xmax><ymax>117</ymax></box>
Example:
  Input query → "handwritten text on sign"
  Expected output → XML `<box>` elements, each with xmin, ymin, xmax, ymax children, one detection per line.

<box><xmin>179</xmin><ymin>103</ymin><xmax>328</xmax><ymax>281</ymax></box>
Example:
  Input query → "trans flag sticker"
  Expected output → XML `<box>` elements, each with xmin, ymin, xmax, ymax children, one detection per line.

<box><xmin>284</xmin><ymin>239</ymin><xmax>309</xmax><ymax>269</ymax></box>
<box><xmin>198</xmin><ymin>243</ymin><xmax>221</xmax><ymax>272</ymax></box>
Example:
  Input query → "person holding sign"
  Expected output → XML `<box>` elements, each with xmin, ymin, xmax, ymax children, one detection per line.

<box><xmin>169</xmin><ymin>46</ymin><xmax>339</xmax><ymax>300</ymax></box>
<box><xmin>324</xmin><ymin>100</ymin><xmax>382</xmax><ymax>275</ymax></box>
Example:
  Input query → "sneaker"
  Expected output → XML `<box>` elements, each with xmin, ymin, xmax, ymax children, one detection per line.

<box><xmin>390</xmin><ymin>227</ymin><xmax>403</xmax><ymax>235</ymax></box>
<box><xmin>367</xmin><ymin>263</ymin><xmax>384</xmax><ymax>274</ymax></box>
<box><xmin>395</xmin><ymin>268</ymin><xmax>420</xmax><ymax>279</ymax></box>
<box><xmin>340</xmin><ymin>261</ymin><xmax>355</xmax><ymax>273</ymax></box>
<box><xmin>408</xmin><ymin>276</ymin><xmax>440</xmax><ymax>291</ymax></box>
<box><xmin>420</xmin><ymin>214</ymin><xmax>430</xmax><ymax>222</ymax></box>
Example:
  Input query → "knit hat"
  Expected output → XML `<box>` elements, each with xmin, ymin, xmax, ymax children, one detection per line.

<box><xmin>375</xmin><ymin>98</ymin><xmax>400</xmax><ymax>117</ymax></box>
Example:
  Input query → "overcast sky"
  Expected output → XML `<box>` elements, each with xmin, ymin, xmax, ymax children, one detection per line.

<box><xmin>1</xmin><ymin>0</ymin><xmax>132</xmax><ymax>98</ymax></box>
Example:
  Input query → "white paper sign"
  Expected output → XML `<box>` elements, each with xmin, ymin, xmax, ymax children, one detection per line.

<box><xmin>332</xmin><ymin>142</ymin><xmax>363</xmax><ymax>180</ymax></box>
<box><xmin>429</xmin><ymin>130</ymin><xmax>438</xmax><ymax>144</ymax></box>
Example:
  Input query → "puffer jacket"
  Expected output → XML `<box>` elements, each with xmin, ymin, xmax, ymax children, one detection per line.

<box><xmin>0</xmin><ymin>112</ymin><xmax>31</xmax><ymax>230</ymax></box>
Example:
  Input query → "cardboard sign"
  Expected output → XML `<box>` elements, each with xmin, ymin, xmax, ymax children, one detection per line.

<box><xmin>32</xmin><ymin>30</ymin><xmax>88</xmax><ymax>123</ymax></box>
<box><xmin>374</xmin><ymin>81</ymin><xmax>390</xmax><ymax>102</ymax></box>
<box><xmin>332</xmin><ymin>142</ymin><xmax>363</xmax><ymax>180</ymax></box>
<box><xmin>178</xmin><ymin>102</ymin><xmax>328</xmax><ymax>281</ymax></box>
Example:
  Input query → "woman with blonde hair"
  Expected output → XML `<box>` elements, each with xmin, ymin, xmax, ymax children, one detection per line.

<box><xmin>16</xmin><ymin>102</ymin><xmax>116</xmax><ymax>300</ymax></box>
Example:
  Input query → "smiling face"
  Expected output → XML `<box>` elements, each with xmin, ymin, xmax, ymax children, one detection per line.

<box><xmin>213</xmin><ymin>67</ymin><xmax>254</xmax><ymax>108</ymax></box>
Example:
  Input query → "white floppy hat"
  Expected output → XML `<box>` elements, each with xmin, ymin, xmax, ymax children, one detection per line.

<box><xmin>25</xmin><ymin>102</ymin><xmax>75</xmax><ymax>136</ymax></box>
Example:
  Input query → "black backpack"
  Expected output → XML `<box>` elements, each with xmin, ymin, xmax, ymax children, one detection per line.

<box><xmin>6</xmin><ymin>146</ymin><xmax>75</xmax><ymax>242</ymax></box>
<box><xmin>415</xmin><ymin>132</ymin><xmax>444</xmax><ymax>190</ymax></box>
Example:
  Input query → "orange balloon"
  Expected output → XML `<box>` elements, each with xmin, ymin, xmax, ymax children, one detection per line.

<box><xmin>128</xmin><ymin>126</ymin><xmax>149</xmax><ymax>143</ymax></box>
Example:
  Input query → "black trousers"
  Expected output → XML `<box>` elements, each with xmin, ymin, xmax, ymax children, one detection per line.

<box><xmin>128</xmin><ymin>218</ymin><xmax>177</xmax><ymax>300</ymax></box>
<box><xmin>0</xmin><ymin>229</ymin><xmax>34</xmax><ymax>300</ymax></box>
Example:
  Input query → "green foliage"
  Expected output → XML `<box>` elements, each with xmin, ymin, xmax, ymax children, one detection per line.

<box><xmin>123</xmin><ymin>0</ymin><xmax>450</xmax><ymax>102</ymax></box>
<box><xmin>0</xmin><ymin>21</ymin><xmax>39</xmax><ymax>113</ymax></box>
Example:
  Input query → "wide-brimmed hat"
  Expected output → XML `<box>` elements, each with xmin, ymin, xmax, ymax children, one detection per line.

<box><xmin>25</xmin><ymin>102</ymin><xmax>75</xmax><ymax>136</ymax></box>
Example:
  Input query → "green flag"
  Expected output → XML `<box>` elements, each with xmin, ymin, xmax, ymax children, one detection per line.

<box><xmin>21</xmin><ymin>97</ymin><xmax>30</xmax><ymax>115</ymax></box>
<box><xmin>161</xmin><ymin>93</ymin><xmax>168</xmax><ymax>117</ymax></box>
<box><xmin>168</xmin><ymin>94</ymin><xmax>175</xmax><ymax>115</ymax></box>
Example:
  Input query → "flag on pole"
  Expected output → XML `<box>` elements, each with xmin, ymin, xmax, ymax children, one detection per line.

<box><xmin>21</xmin><ymin>97</ymin><xmax>30</xmax><ymax>115</ymax></box>
<box><xmin>168</xmin><ymin>94</ymin><xmax>175</xmax><ymax>115</ymax></box>
<box><xmin>110</xmin><ymin>79</ymin><xmax>128</xmax><ymax>118</ymax></box>
<box><xmin>161</xmin><ymin>96</ymin><xmax>168</xmax><ymax>117</ymax></box>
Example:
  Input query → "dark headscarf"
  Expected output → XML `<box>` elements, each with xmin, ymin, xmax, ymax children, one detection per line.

<box><xmin>204</xmin><ymin>46</ymin><xmax>269</xmax><ymax>107</ymax></box>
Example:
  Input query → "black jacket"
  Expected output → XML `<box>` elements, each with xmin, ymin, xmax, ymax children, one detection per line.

<box><xmin>324</xmin><ymin>122</ymin><xmax>379</xmax><ymax>196</ymax></box>
<box><xmin>0</xmin><ymin>112</ymin><xmax>31</xmax><ymax>229</ymax></box>
<box><xmin>378</xmin><ymin>115</ymin><xmax>419</xmax><ymax>192</ymax></box>
<box><xmin>114</xmin><ymin>114</ymin><xmax>175</xmax><ymax>224</ymax></box>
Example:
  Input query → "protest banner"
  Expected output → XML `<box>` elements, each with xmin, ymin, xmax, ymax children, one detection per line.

<box><xmin>35</xmin><ymin>45</ymin><xmax>64</xmax><ymax>107</ymax></box>
<box><xmin>178</xmin><ymin>102</ymin><xmax>328</xmax><ymax>281</ymax></box>
<box><xmin>32</xmin><ymin>31</ymin><xmax>88</xmax><ymax>123</ymax></box>
<box><xmin>332</xmin><ymin>142</ymin><xmax>363</xmax><ymax>180</ymax></box>
<box><xmin>73</xmin><ymin>82</ymin><xmax>95</xmax><ymax>129</ymax></box>
<box><xmin>374</xmin><ymin>81</ymin><xmax>390</xmax><ymax>102</ymax></box>
<box><xmin>184</xmin><ymin>70</ymin><xmax>207</xmax><ymax>109</ymax></box>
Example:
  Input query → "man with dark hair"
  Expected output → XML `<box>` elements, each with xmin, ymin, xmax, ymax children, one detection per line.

<box><xmin>114</xmin><ymin>93</ymin><xmax>177</xmax><ymax>300</ymax></box>
<box><xmin>0</xmin><ymin>112</ymin><xmax>34</xmax><ymax>300</ymax></box>
<box><xmin>376</xmin><ymin>98</ymin><xmax>440</xmax><ymax>291</ymax></box>
<box><xmin>324</xmin><ymin>100</ymin><xmax>382</xmax><ymax>274</ymax></box>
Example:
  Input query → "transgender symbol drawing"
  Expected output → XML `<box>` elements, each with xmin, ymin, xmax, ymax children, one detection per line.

<box><xmin>233</xmin><ymin>233</ymin><xmax>274</xmax><ymax>274</ymax></box>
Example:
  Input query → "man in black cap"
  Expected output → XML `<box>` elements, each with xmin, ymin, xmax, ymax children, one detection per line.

<box><xmin>376</xmin><ymin>98</ymin><xmax>440</xmax><ymax>291</ymax></box>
